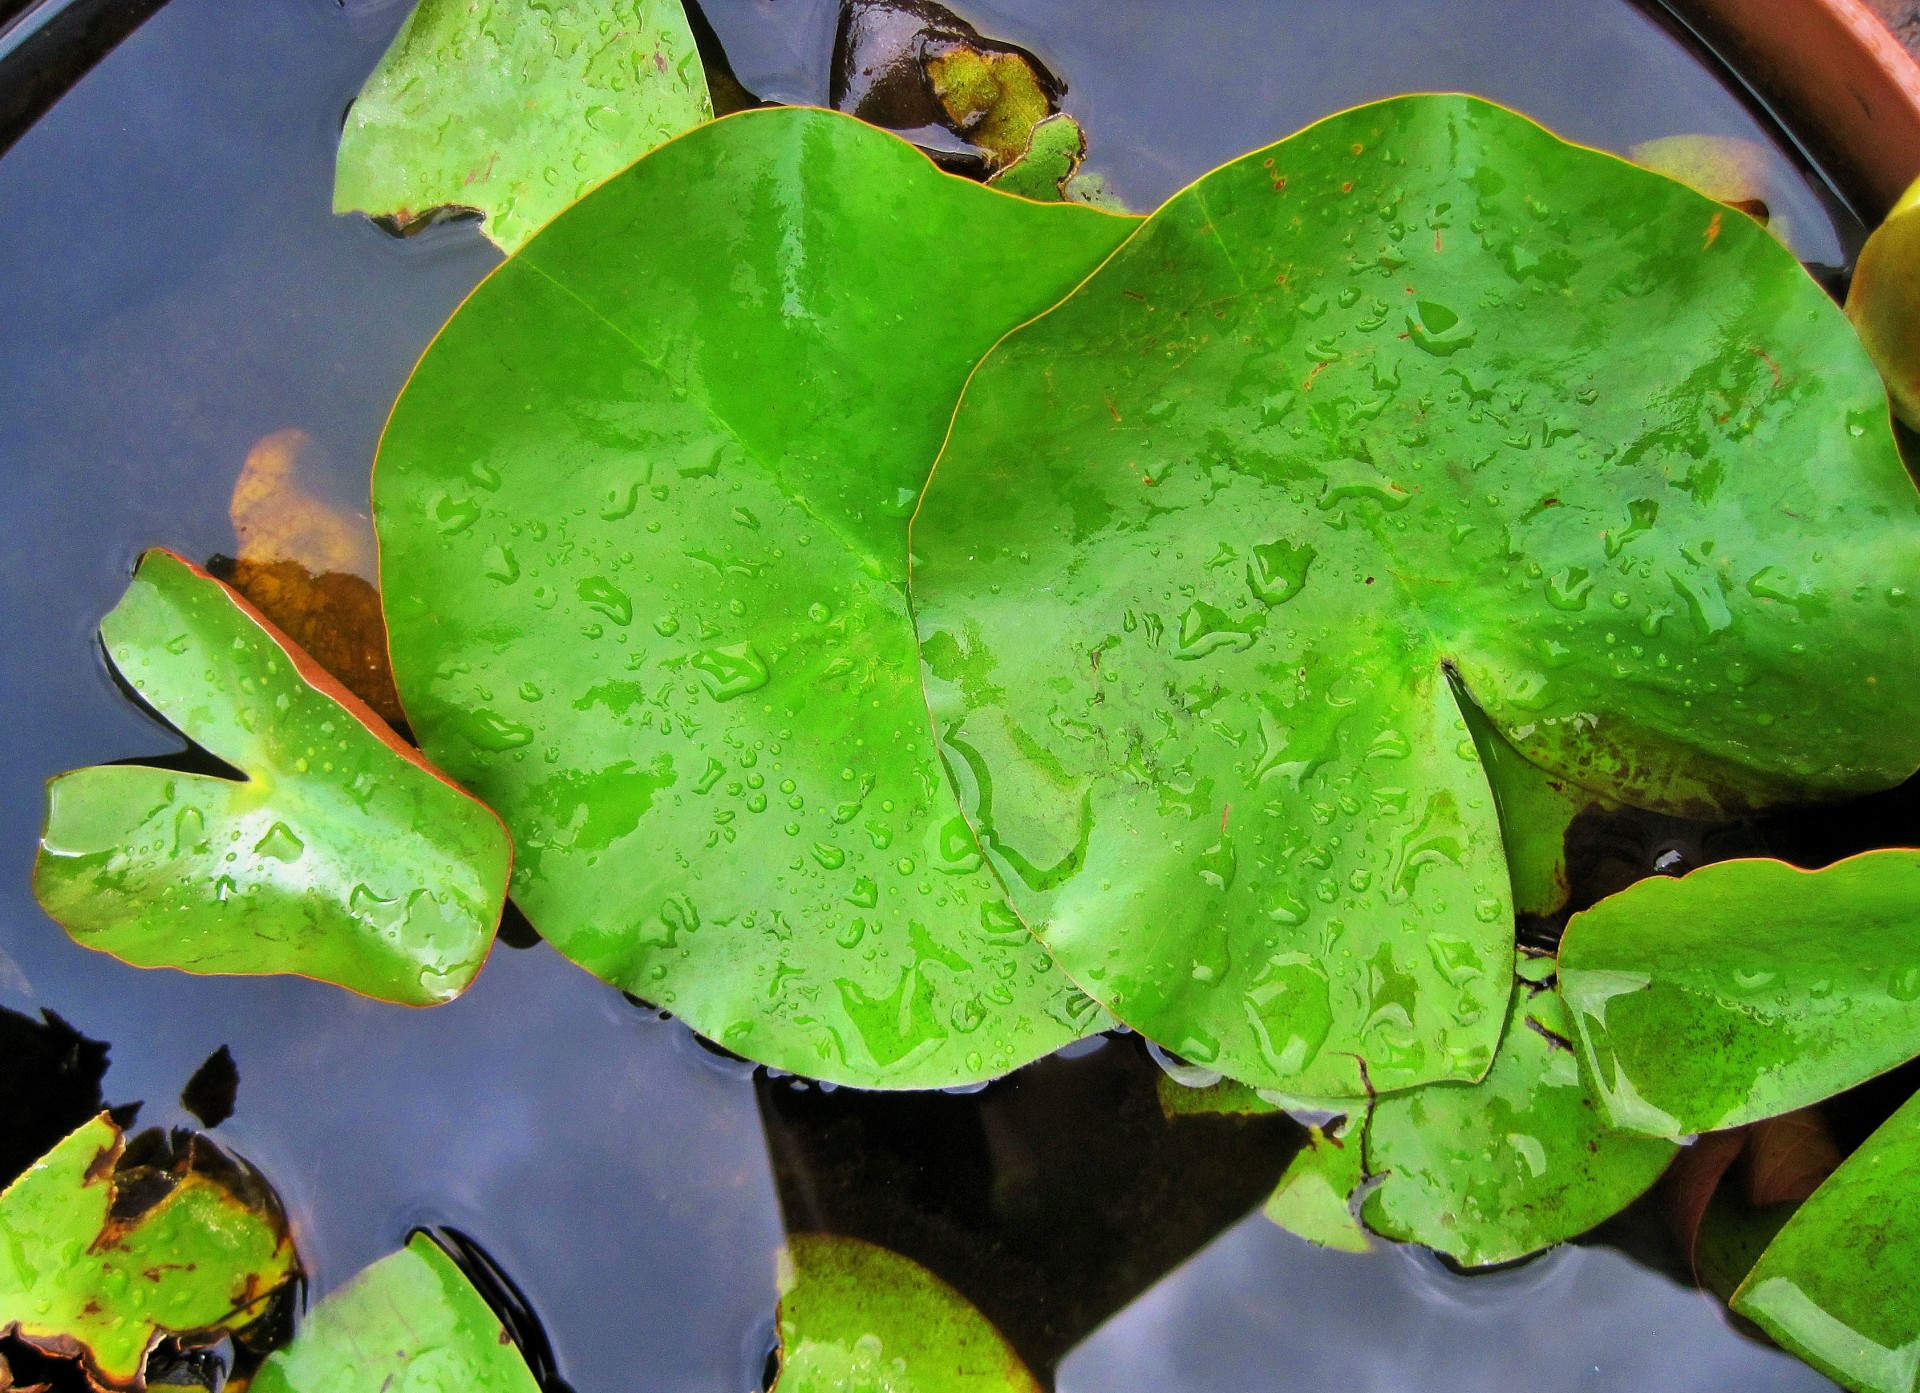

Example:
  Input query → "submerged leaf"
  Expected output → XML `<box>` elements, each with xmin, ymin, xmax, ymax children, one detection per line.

<box><xmin>229</xmin><ymin>429</ymin><xmax>373</xmax><ymax>579</ymax></box>
<box><xmin>1559</xmin><ymin>851</ymin><xmax>1920</xmax><ymax>1135</ymax></box>
<box><xmin>772</xmin><ymin>1234</ymin><xmax>1040</xmax><ymax>1393</ymax></box>
<box><xmin>1848</xmin><ymin>171</ymin><xmax>1920</xmax><ymax>429</ymax></box>
<box><xmin>0</xmin><ymin>1115</ymin><xmax>300</xmax><ymax>1390</ymax></box>
<box><xmin>251</xmin><ymin>1234</ymin><xmax>539</xmax><ymax>1393</ymax></box>
<box><xmin>33</xmin><ymin>550</ymin><xmax>511</xmax><ymax>1007</ymax></box>
<box><xmin>376</xmin><ymin>108</ymin><xmax>1135</xmax><ymax>1087</ymax></box>
<box><xmin>1734</xmin><ymin>1091</ymin><xmax>1920</xmax><ymax>1393</ymax></box>
<box><xmin>1629</xmin><ymin>135</ymin><xmax>1778</xmax><ymax>230</ymax></box>
<box><xmin>910</xmin><ymin>93</ymin><xmax>1920</xmax><ymax>1094</ymax></box>
<box><xmin>334</xmin><ymin>0</ymin><xmax>712</xmax><ymax>253</ymax></box>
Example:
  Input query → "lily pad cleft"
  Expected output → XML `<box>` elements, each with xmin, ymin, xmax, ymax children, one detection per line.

<box><xmin>910</xmin><ymin>93</ymin><xmax>1920</xmax><ymax>1096</ymax></box>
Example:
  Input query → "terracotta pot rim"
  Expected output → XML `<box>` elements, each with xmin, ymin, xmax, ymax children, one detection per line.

<box><xmin>1658</xmin><ymin>0</ymin><xmax>1920</xmax><ymax>221</ymax></box>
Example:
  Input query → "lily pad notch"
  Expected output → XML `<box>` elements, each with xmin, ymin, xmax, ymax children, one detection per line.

<box><xmin>908</xmin><ymin>92</ymin><xmax>1920</xmax><ymax>1097</ymax></box>
<box><xmin>34</xmin><ymin>549</ymin><xmax>513</xmax><ymax>1008</ymax></box>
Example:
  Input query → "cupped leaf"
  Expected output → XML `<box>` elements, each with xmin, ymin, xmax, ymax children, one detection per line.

<box><xmin>1559</xmin><ymin>851</ymin><xmax>1920</xmax><ymax>1136</ymax></box>
<box><xmin>772</xmin><ymin>1234</ymin><xmax>1040</xmax><ymax>1393</ymax></box>
<box><xmin>0</xmin><ymin>1115</ymin><xmax>301</xmax><ymax>1390</ymax></box>
<box><xmin>1848</xmin><ymin>171</ymin><xmax>1920</xmax><ymax>430</ymax></box>
<box><xmin>251</xmin><ymin>1234</ymin><xmax>539</xmax><ymax>1393</ymax></box>
<box><xmin>909</xmin><ymin>92</ymin><xmax>1920</xmax><ymax>1093</ymax></box>
<box><xmin>375</xmin><ymin>108</ymin><xmax>1135</xmax><ymax>1087</ymax></box>
<box><xmin>33</xmin><ymin>550</ymin><xmax>511</xmax><ymax>1007</ymax></box>
<box><xmin>335</xmin><ymin>0</ymin><xmax>712</xmax><ymax>252</ymax></box>
<box><xmin>1733</xmin><ymin>1091</ymin><xmax>1920</xmax><ymax>1393</ymax></box>
<box><xmin>1359</xmin><ymin>979</ymin><xmax>1677</xmax><ymax>1267</ymax></box>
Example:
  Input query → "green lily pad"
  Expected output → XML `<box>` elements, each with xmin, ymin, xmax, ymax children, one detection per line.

<box><xmin>252</xmin><ymin>1234</ymin><xmax>539</xmax><ymax>1393</ymax></box>
<box><xmin>375</xmin><ymin>108</ymin><xmax>1135</xmax><ymax>1087</ymax></box>
<box><xmin>1734</xmin><ymin>1091</ymin><xmax>1920</xmax><ymax>1393</ymax></box>
<box><xmin>909</xmin><ymin>92</ymin><xmax>1920</xmax><ymax>1094</ymax></box>
<box><xmin>0</xmin><ymin>1115</ymin><xmax>301</xmax><ymax>1390</ymax></box>
<box><xmin>1263</xmin><ymin>1121</ymin><xmax>1372</xmax><ymax>1253</ymax></box>
<box><xmin>1559</xmin><ymin>851</ymin><xmax>1920</xmax><ymax>1136</ymax></box>
<box><xmin>335</xmin><ymin>0</ymin><xmax>712</xmax><ymax>253</ymax></box>
<box><xmin>772</xmin><ymin>1234</ymin><xmax>1040</xmax><ymax>1393</ymax></box>
<box><xmin>33</xmin><ymin>550</ymin><xmax>511</xmax><ymax>1007</ymax></box>
<box><xmin>1359</xmin><ymin>980</ymin><xmax>1677</xmax><ymax>1266</ymax></box>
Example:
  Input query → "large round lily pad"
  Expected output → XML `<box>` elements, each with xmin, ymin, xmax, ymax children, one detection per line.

<box><xmin>376</xmin><ymin>108</ymin><xmax>1135</xmax><ymax>1087</ymax></box>
<box><xmin>909</xmin><ymin>93</ymin><xmax>1920</xmax><ymax>1094</ymax></box>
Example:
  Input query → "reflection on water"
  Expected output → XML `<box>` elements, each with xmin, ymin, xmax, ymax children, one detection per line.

<box><xmin>1059</xmin><ymin>1216</ymin><xmax>1837</xmax><ymax>1393</ymax></box>
<box><xmin>0</xmin><ymin>0</ymin><xmax>1867</xmax><ymax>1389</ymax></box>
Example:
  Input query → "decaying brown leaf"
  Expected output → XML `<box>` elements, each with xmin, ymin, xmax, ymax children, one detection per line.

<box><xmin>221</xmin><ymin>431</ymin><xmax>404</xmax><ymax>728</ymax></box>
<box><xmin>1744</xmin><ymin>1107</ymin><xmax>1842</xmax><ymax>1208</ymax></box>
<box><xmin>229</xmin><ymin>430</ymin><xmax>373</xmax><ymax>578</ymax></box>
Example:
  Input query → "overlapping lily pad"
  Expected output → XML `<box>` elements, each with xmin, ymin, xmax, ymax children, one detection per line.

<box><xmin>1734</xmin><ymin>1091</ymin><xmax>1920</xmax><ymax>1393</ymax></box>
<box><xmin>909</xmin><ymin>92</ymin><xmax>1920</xmax><ymax>1094</ymax></box>
<box><xmin>1559</xmin><ymin>850</ymin><xmax>1920</xmax><ymax>1136</ymax></box>
<box><xmin>772</xmin><ymin>1234</ymin><xmax>1040</xmax><ymax>1393</ymax></box>
<box><xmin>375</xmin><ymin>108</ymin><xmax>1136</xmax><ymax>1087</ymax></box>
<box><xmin>0</xmin><ymin>1115</ymin><xmax>300</xmax><ymax>1390</ymax></box>
<box><xmin>1359</xmin><ymin>979</ymin><xmax>1676</xmax><ymax>1266</ymax></box>
<box><xmin>252</xmin><ymin>1234</ymin><xmax>539</xmax><ymax>1393</ymax></box>
<box><xmin>335</xmin><ymin>0</ymin><xmax>712</xmax><ymax>251</ymax></box>
<box><xmin>33</xmin><ymin>550</ymin><xmax>511</xmax><ymax>1007</ymax></box>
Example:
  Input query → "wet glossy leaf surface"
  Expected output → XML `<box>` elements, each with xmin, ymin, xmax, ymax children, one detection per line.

<box><xmin>1559</xmin><ymin>851</ymin><xmax>1920</xmax><ymax>1136</ymax></box>
<box><xmin>376</xmin><ymin>108</ymin><xmax>1134</xmax><ymax>1087</ymax></box>
<box><xmin>1262</xmin><ymin>1122</ymin><xmax>1371</xmax><ymax>1253</ymax></box>
<box><xmin>335</xmin><ymin>0</ymin><xmax>712</xmax><ymax>252</ymax></box>
<box><xmin>773</xmin><ymin>1234</ymin><xmax>1040</xmax><ymax>1393</ymax></box>
<box><xmin>252</xmin><ymin>1234</ymin><xmax>539</xmax><ymax>1393</ymax></box>
<box><xmin>33</xmin><ymin>551</ymin><xmax>511</xmax><ymax>1007</ymax></box>
<box><xmin>1360</xmin><ymin>978</ymin><xmax>1678</xmax><ymax>1267</ymax></box>
<box><xmin>910</xmin><ymin>92</ymin><xmax>1920</xmax><ymax>1095</ymax></box>
<box><xmin>0</xmin><ymin>1116</ymin><xmax>299</xmax><ymax>1390</ymax></box>
<box><xmin>1734</xmin><ymin>1091</ymin><xmax>1920</xmax><ymax>1393</ymax></box>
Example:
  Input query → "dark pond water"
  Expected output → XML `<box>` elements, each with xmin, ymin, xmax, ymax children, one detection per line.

<box><xmin>0</xmin><ymin>0</ymin><xmax>1877</xmax><ymax>1387</ymax></box>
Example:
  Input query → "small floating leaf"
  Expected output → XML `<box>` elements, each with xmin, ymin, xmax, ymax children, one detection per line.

<box><xmin>1263</xmin><ymin>1122</ymin><xmax>1372</xmax><ymax>1253</ymax></box>
<box><xmin>33</xmin><ymin>550</ymin><xmax>511</xmax><ymax>1007</ymax></box>
<box><xmin>987</xmin><ymin>113</ymin><xmax>1086</xmax><ymax>203</ymax></box>
<box><xmin>252</xmin><ymin>1234</ymin><xmax>540</xmax><ymax>1393</ymax></box>
<box><xmin>376</xmin><ymin>109</ymin><xmax>1135</xmax><ymax>1087</ymax></box>
<box><xmin>1734</xmin><ymin>1091</ymin><xmax>1920</xmax><ymax>1393</ymax></box>
<box><xmin>910</xmin><ymin>93</ymin><xmax>1920</xmax><ymax>1095</ymax></box>
<box><xmin>772</xmin><ymin>1234</ymin><xmax>1040</xmax><ymax>1393</ymax></box>
<box><xmin>334</xmin><ymin>0</ymin><xmax>712</xmax><ymax>252</ymax></box>
<box><xmin>0</xmin><ymin>1115</ymin><xmax>300</xmax><ymax>1390</ymax></box>
<box><xmin>1559</xmin><ymin>851</ymin><xmax>1920</xmax><ymax>1136</ymax></box>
